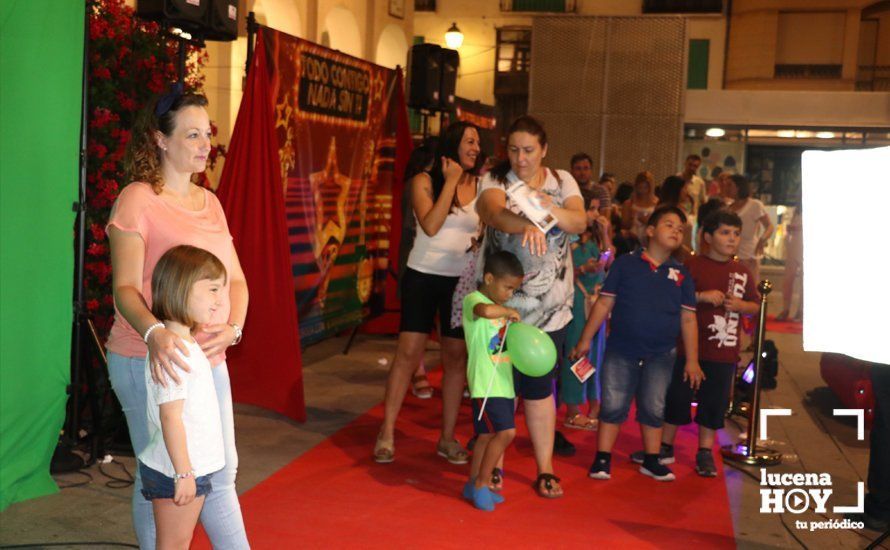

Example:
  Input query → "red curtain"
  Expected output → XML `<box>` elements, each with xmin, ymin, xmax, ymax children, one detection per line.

<box><xmin>216</xmin><ymin>32</ymin><xmax>306</xmax><ymax>421</ymax></box>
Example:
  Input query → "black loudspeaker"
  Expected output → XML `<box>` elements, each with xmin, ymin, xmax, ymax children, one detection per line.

<box><xmin>204</xmin><ymin>0</ymin><xmax>239</xmax><ymax>41</ymax></box>
<box><xmin>439</xmin><ymin>48</ymin><xmax>459</xmax><ymax>109</ymax></box>
<box><xmin>407</xmin><ymin>43</ymin><xmax>442</xmax><ymax>110</ymax></box>
<box><xmin>137</xmin><ymin>0</ymin><xmax>209</xmax><ymax>33</ymax></box>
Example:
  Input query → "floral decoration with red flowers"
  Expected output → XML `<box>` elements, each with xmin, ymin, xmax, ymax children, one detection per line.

<box><xmin>85</xmin><ymin>0</ymin><xmax>225</xmax><ymax>343</ymax></box>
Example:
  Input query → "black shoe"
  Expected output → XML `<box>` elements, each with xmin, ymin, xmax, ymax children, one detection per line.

<box><xmin>588</xmin><ymin>456</ymin><xmax>611</xmax><ymax>480</ymax></box>
<box><xmin>630</xmin><ymin>444</ymin><xmax>675</xmax><ymax>465</ymax></box>
<box><xmin>846</xmin><ymin>511</ymin><xmax>890</xmax><ymax>532</ymax></box>
<box><xmin>553</xmin><ymin>430</ymin><xmax>576</xmax><ymax>457</ymax></box>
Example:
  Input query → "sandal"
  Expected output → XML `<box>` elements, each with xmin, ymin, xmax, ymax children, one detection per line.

<box><xmin>490</xmin><ymin>468</ymin><xmax>504</xmax><ymax>491</ymax></box>
<box><xmin>373</xmin><ymin>436</ymin><xmax>395</xmax><ymax>464</ymax></box>
<box><xmin>436</xmin><ymin>439</ymin><xmax>469</xmax><ymax>465</ymax></box>
<box><xmin>563</xmin><ymin>413</ymin><xmax>597</xmax><ymax>431</ymax></box>
<box><xmin>411</xmin><ymin>373</ymin><xmax>433</xmax><ymax>399</ymax></box>
<box><xmin>533</xmin><ymin>473</ymin><xmax>563</xmax><ymax>499</ymax></box>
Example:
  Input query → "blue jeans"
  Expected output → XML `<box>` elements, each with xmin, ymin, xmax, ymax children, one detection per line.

<box><xmin>599</xmin><ymin>348</ymin><xmax>676</xmax><ymax>428</ymax></box>
<box><xmin>108</xmin><ymin>352</ymin><xmax>249</xmax><ymax>549</ymax></box>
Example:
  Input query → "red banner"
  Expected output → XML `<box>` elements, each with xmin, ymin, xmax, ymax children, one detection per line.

<box><xmin>262</xmin><ymin>27</ymin><xmax>403</xmax><ymax>346</ymax></box>
<box><xmin>215</xmin><ymin>28</ymin><xmax>410</xmax><ymax>420</ymax></box>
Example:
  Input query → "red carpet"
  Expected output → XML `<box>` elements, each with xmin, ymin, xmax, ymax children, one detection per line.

<box><xmin>194</xmin><ymin>381</ymin><xmax>735</xmax><ymax>549</ymax></box>
<box><xmin>765</xmin><ymin>314</ymin><xmax>803</xmax><ymax>334</ymax></box>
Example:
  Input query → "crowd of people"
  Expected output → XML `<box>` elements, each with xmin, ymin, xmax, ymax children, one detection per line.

<box><xmin>102</xmin><ymin>82</ymin><xmax>806</xmax><ymax>547</ymax></box>
<box><xmin>377</xmin><ymin>116</ymin><xmax>785</xmax><ymax>511</ymax></box>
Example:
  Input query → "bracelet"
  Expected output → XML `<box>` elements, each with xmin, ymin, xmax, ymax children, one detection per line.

<box><xmin>142</xmin><ymin>322</ymin><xmax>165</xmax><ymax>344</ymax></box>
<box><xmin>173</xmin><ymin>469</ymin><xmax>196</xmax><ymax>484</ymax></box>
<box><xmin>229</xmin><ymin>323</ymin><xmax>243</xmax><ymax>346</ymax></box>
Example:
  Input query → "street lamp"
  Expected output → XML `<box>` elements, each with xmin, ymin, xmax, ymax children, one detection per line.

<box><xmin>445</xmin><ymin>22</ymin><xmax>463</xmax><ymax>49</ymax></box>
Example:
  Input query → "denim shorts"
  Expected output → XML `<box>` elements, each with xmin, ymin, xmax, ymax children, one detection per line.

<box><xmin>599</xmin><ymin>348</ymin><xmax>676</xmax><ymax>428</ymax></box>
<box><xmin>139</xmin><ymin>461</ymin><xmax>213</xmax><ymax>501</ymax></box>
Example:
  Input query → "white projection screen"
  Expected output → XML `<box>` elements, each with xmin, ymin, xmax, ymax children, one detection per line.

<box><xmin>801</xmin><ymin>146</ymin><xmax>890</xmax><ymax>364</ymax></box>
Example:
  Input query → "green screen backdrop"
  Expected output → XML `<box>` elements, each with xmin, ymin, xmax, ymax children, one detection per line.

<box><xmin>0</xmin><ymin>0</ymin><xmax>82</xmax><ymax>510</ymax></box>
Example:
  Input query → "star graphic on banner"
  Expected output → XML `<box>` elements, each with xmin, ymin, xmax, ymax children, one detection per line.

<box><xmin>370</xmin><ymin>73</ymin><xmax>385</xmax><ymax>103</ymax></box>
<box><xmin>309</xmin><ymin>137</ymin><xmax>351</xmax><ymax>266</ymax></box>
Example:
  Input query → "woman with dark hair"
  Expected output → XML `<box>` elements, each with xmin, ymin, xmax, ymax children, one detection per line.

<box><xmin>726</xmin><ymin>174</ymin><xmax>774</xmax><ymax>284</ymax></box>
<box><xmin>374</xmin><ymin>121</ymin><xmax>483</xmax><ymax>464</ymax></box>
<box><xmin>657</xmin><ymin>175</ymin><xmax>695</xmax><ymax>256</ymax></box>
<box><xmin>398</xmin><ymin>139</ymin><xmax>439</xmax><ymax>399</ymax></box>
<box><xmin>658</xmin><ymin>175</ymin><xmax>691</xmax><ymax>211</ymax></box>
<box><xmin>477</xmin><ymin>115</ymin><xmax>586</xmax><ymax>498</ymax></box>
<box><xmin>106</xmin><ymin>87</ymin><xmax>250</xmax><ymax>548</ymax></box>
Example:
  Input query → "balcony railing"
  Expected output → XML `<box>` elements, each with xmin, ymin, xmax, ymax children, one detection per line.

<box><xmin>856</xmin><ymin>65</ymin><xmax>890</xmax><ymax>91</ymax></box>
<box><xmin>414</xmin><ymin>0</ymin><xmax>436</xmax><ymax>11</ymax></box>
<box><xmin>643</xmin><ymin>0</ymin><xmax>723</xmax><ymax>13</ymax></box>
<box><xmin>500</xmin><ymin>0</ymin><xmax>575</xmax><ymax>12</ymax></box>
<box><xmin>774</xmin><ymin>64</ymin><xmax>842</xmax><ymax>79</ymax></box>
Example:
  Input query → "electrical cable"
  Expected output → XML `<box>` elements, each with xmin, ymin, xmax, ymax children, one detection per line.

<box><xmin>98</xmin><ymin>457</ymin><xmax>134</xmax><ymax>489</ymax></box>
<box><xmin>52</xmin><ymin>470</ymin><xmax>92</xmax><ymax>489</ymax></box>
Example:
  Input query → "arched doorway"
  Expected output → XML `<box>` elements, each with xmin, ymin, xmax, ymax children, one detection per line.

<box><xmin>322</xmin><ymin>6</ymin><xmax>362</xmax><ymax>58</ymax></box>
<box><xmin>375</xmin><ymin>24</ymin><xmax>409</xmax><ymax>69</ymax></box>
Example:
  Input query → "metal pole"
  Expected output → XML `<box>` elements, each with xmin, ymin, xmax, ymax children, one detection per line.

<box><xmin>246</xmin><ymin>12</ymin><xmax>257</xmax><ymax>77</ymax></box>
<box><xmin>68</xmin><ymin>0</ymin><xmax>93</xmax><ymax>447</ymax></box>
<box><xmin>722</xmin><ymin>279</ymin><xmax>783</xmax><ymax>466</ymax></box>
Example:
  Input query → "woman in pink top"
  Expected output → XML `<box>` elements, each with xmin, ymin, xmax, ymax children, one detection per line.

<box><xmin>106</xmin><ymin>87</ymin><xmax>250</xmax><ymax>549</ymax></box>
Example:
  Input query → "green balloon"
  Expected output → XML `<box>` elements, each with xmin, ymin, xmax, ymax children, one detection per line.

<box><xmin>505</xmin><ymin>322</ymin><xmax>557</xmax><ymax>377</ymax></box>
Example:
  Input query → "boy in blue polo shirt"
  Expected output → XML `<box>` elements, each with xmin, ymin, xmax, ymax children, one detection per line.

<box><xmin>571</xmin><ymin>206</ymin><xmax>701</xmax><ymax>481</ymax></box>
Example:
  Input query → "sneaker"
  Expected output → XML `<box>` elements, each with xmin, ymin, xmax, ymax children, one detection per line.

<box><xmin>588</xmin><ymin>457</ymin><xmax>611</xmax><ymax>480</ymax></box>
<box><xmin>630</xmin><ymin>444</ymin><xmax>675</xmax><ymax>465</ymax></box>
<box><xmin>463</xmin><ymin>481</ymin><xmax>504</xmax><ymax>504</ymax></box>
<box><xmin>695</xmin><ymin>449</ymin><xmax>717</xmax><ymax>477</ymax></box>
<box><xmin>472</xmin><ymin>485</ymin><xmax>497</xmax><ymax>511</ymax></box>
<box><xmin>640</xmin><ymin>462</ymin><xmax>676</xmax><ymax>481</ymax></box>
<box><xmin>553</xmin><ymin>430</ymin><xmax>576</xmax><ymax>457</ymax></box>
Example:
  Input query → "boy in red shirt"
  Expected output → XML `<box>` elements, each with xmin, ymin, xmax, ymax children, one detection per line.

<box><xmin>632</xmin><ymin>210</ymin><xmax>759</xmax><ymax>476</ymax></box>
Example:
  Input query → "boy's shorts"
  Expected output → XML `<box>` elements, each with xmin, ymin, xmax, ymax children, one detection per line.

<box><xmin>664</xmin><ymin>356</ymin><xmax>735</xmax><ymax>430</ymax></box>
<box><xmin>139</xmin><ymin>461</ymin><xmax>213</xmax><ymax>501</ymax></box>
<box><xmin>599</xmin><ymin>348</ymin><xmax>676</xmax><ymax>428</ymax></box>
<box><xmin>471</xmin><ymin>397</ymin><xmax>515</xmax><ymax>434</ymax></box>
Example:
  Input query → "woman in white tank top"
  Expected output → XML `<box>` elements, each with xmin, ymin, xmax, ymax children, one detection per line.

<box><xmin>375</xmin><ymin>122</ymin><xmax>483</xmax><ymax>465</ymax></box>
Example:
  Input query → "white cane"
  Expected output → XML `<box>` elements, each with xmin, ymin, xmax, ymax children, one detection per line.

<box><xmin>477</xmin><ymin>320</ymin><xmax>512</xmax><ymax>421</ymax></box>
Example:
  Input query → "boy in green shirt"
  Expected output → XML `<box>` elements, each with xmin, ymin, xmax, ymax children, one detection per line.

<box><xmin>462</xmin><ymin>251</ymin><xmax>524</xmax><ymax>511</ymax></box>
